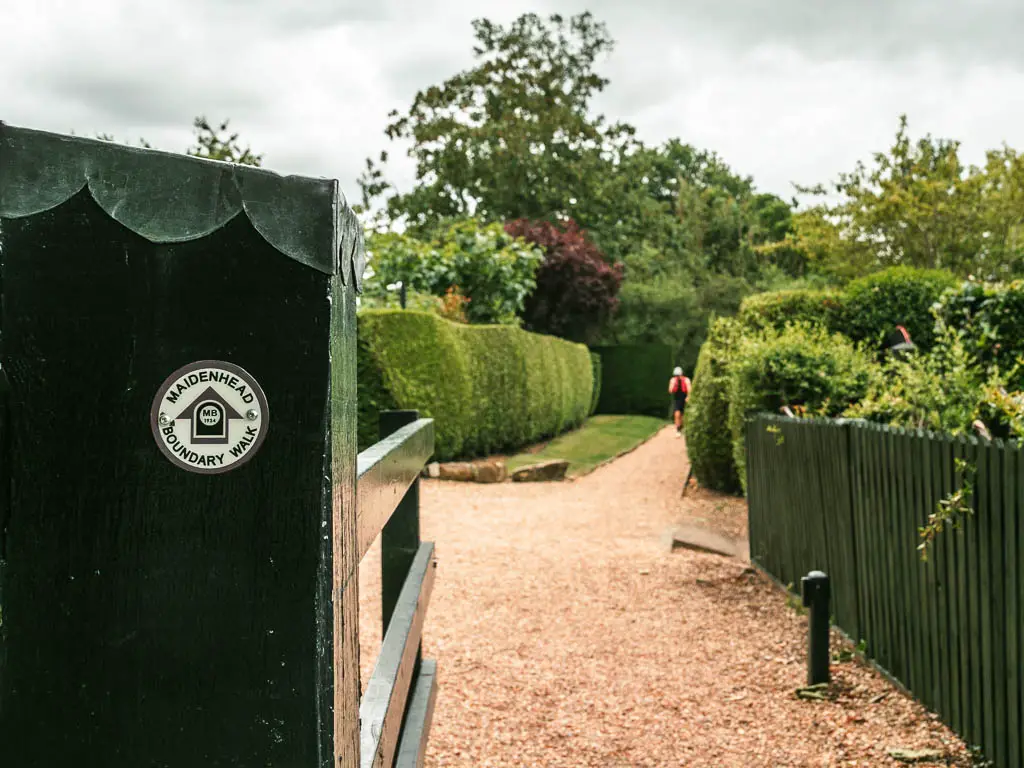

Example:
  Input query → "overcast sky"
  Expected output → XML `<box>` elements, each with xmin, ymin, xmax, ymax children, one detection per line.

<box><xmin>4</xmin><ymin>0</ymin><xmax>1024</xmax><ymax>210</ymax></box>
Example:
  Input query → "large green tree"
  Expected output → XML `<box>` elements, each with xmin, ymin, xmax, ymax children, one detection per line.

<box><xmin>358</xmin><ymin>10</ymin><xmax>799</xmax><ymax>365</ymax></box>
<box><xmin>359</xmin><ymin>12</ymin><xmax>794</xmax><ymax>273</ymax></box>
<box><xmin>186</xmin><ymin>117</ymin><xmax>263</xmax><ymax>166</ymax></box>
<box><xmin>96</xmin><ymin>116</ymin><xmax>263</xmax><ymax>167</ymax></box>
<box><xmin>772</xmin><ymin>115</ymin><xmax>1024</xmax><ymax>281</ymax></box>
<box><xmin>362</xmin><ymin>218</ymin><xmax>543</xmax><ymax>325</ymax></box>
<box><xmin>358</xmin><ymin>13</ymin><xmax>635</xmax><ymax>241</ymax></box>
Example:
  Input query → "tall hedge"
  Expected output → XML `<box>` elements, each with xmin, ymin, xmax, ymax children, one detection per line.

<box><xmin>736</xmin><ymin>288</ymin><xmax>844</xmax><ymax>334</ymax></box>
<box><xmin>686</xmin><ymin>317</ymin><xmax>743</xmax><ymax>494</ymax></box>
<box><xmin>591</xmin><ymin>343</ymin><xmax>674</xmax><ymax>417</ymax></box>
<box><xmin>358</xmin><ymin>310</ymin><xmax>593</xmax><ymax>460</ymax></box>
<box><xmin>686</xmin><ymin>266</ymin><xmax>960</xmax><ymax>495</ymax></box>
<box><xmin>727</xmin><ymin>323</ymin><xmax>874</xmax><ymax>492</ymax></box>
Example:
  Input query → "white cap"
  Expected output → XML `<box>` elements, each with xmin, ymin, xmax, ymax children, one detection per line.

<box><xmin>673</xmin><ymin>367</ymin><xmax>683</xmax><ymax>376</ymax></box>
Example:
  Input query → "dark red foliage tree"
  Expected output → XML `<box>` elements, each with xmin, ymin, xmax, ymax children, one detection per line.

<box><xmin>504</xmin><ymin>218</ymin><xmax>624</xmax><ymax>343</ymax></box>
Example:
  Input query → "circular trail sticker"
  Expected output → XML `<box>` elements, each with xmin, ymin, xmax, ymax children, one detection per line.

<box><xmin>150</xmin><ymin>360</ymin><xmax>269</xmax><ymax>474</ymax></box>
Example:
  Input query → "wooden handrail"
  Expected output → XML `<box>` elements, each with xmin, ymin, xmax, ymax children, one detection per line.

<box><xmin>359</xmin><ymin>542</ymin><xmax>437</xmax><ymax>768</ymax></box>
<box><xmin>356</xmin><ymin>418</ymin><xmax>434</xmax><ymax>563</ymax></box>
<box><xmin>393</xmin><ymin>660</ymin><xmax>438</xmax><ymax>768</ymax></box>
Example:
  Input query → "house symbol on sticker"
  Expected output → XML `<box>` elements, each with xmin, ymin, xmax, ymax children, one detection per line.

<box><xmin>174</xmin><ymin>387</ymin><xmax>244</xmax><ymax>445</ymax></box>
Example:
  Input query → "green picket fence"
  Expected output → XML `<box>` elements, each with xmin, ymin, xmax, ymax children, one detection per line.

<box><xmin>746</xmin><ymin>415</ymin><xmax>1023</xmax><ymax>768</ymax></box>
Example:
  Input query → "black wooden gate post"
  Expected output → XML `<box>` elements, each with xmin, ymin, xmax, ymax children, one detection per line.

<box><xmin>0</xmin><ymin>123</ymin><xmax>366</xmax><ymax>768</ymax></box>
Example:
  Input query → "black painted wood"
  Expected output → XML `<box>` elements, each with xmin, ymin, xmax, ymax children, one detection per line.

<box><xmin>394</xmin><ymin>659</ymin><xmax>438</xmax><ymax>768</ymax></box>
<box><xmin>0</xmin><ymin>143</ymin><xmax>361</xmax><ymax>766</ymax></box>
<box><xmin>379</xmin><ymin>411</ymin><xmax>423</xmax><ymax>642</ymax></box>
<box><xmin>744</xmin><ymin>415</ymin><xmax>1024</xmax><ymax>768</ymax></box>
<box><xmin>359</xmin><ymin>542</ymin><xmax>436</xmax><ymax>768</ymax></box>
<box><xmin>356</xmin><ymin>418</ymin><xmax>434</xmax><ymax>563</ymax></box>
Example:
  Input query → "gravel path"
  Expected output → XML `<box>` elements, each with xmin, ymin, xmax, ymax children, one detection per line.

<box><xmin>359</xmin><ymin>426</ymin><xmax>971</xmax><ymax>767</ymax></box>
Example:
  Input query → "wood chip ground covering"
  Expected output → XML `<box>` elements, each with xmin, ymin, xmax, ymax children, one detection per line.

<box><xmin>359</xmin><ymin>426</ymin><xmax>972</xmax><ymax>767</ymax></box>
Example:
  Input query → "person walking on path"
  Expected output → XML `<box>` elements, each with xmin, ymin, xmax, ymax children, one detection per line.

<box><xmin>668</xmin><ymin>366</ymin><xmax>691</xmax><ymax>437</ymax></box>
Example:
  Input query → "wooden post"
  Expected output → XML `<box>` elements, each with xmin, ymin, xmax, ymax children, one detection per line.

<box><xmin>802</xmin><ymin>570</ymin><xmax>832</xmax><ymax>685</ymax></box>
<box><xmin>380</xmin><ymin>410</ymin><xmax>422</xmax><ymax>660</ymax></box>
<box><xmin>0</xmin><ymin>123</ymin><xmax>365</xmax><ymax>768</ymax></box>
<box><xmin>356</xmin><ymin>415</ymin><xmax>436</xmax><ymax>768</ymax></box>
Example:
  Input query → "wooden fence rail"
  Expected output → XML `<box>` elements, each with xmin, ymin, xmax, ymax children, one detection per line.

<box><xmin>357</xmin><ymin>410</ymin><xmax>437</xmax><ymax>768</ymax></box>
<box><xmin>746</xmin><ymin>415</ymin><xmax>1023</xmax><ymax>767</ymax></box>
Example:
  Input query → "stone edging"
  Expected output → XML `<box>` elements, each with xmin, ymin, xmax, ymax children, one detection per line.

<box><xmin>422</xmin><ymin>459</ymin><xmax>507</xmax><ymax>483</ymax></box>
<box><xmin>424</xmin><ymin>423</ymin><xmax>672</xmax><ymax>483</ymax></box>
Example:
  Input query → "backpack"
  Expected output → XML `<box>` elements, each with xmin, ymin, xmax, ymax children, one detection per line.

<box><xmin>670</xmin><ymin>376</ymin><xmax>690</xmax><ymax>395</ymax></box>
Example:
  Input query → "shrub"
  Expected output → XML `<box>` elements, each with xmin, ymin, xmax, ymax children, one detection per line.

<box><xmin>438</xmin><ymin>286</ymin><xmax>470</xmax><ymax>323</ymax></box>
<box><xmin>976</xmin><ymin>386</ymin><xmax>1024</xmax><ymax>440</ymax></box>
<box><xmin>842</xmin><ymin>334</ymin><xmax>981</xmax><ymax>434</ymax></box>
<box><xmin>359</xmin><ymin>310</ymin><xmax>473</xmax><ymax>458</ymax></box>
<box><xmin>727</xmin><ymin>323</ymin><xmax>874</xmax><ymax>491</ymax></box>
<box><xmin>736</xmin><ymin>288</ymin><xmax>844</xmax><ymax>334</ymax></box>
<box><xmin>933</xmin><ymin>278</ymin><xmax>1024</xmax><ymax>385</ymax></box>
<box><xmin>363</xmin><ymin>219</ymin><xmax>544</xmax><ymax>325</ymax></box>
<box><xmin>686</xmin><ymin>317</ymin><xmax>743</xmax><ymax>494</ymax></box>
<box><xmin>357</xmin><ymin>288</ymin><xmax>448</xmax><ymax>315</ymax></box>
<box><xmin>839</xmin><ymin>266</ymin><xmax>957</xmax><ymax>352</ymax></box>
<box><xmin>504</xmin><ymin>218</ymin><xmax>624</xmax><ymax>343</ymax></box>
<box><xmin>358</xmin><ymin>310</ymin><xmax>593</xmax><ymax>459</ymax></box>
<box><xmin>591</xmin><ymin>343</ymin><xmax>674</xmax><ymax>418</ymax></box>
<box><xmin>843</xmin><ymin>325</ymin><xmax>1024</xmax><ymax>439</ymax></box>
<box><xmin>356</xmin><ymin>331</ymin><xmax>400</xmax><ymax>452</ymax></box>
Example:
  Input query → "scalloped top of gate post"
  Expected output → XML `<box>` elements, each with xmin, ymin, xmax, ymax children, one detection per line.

<box><xmin>0</xmin><ymin>121</ymin><xmax>365</xmax><ymax>290</ymax></box>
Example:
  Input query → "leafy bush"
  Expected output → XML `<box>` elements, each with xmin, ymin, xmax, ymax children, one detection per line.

<box><xmin>686</xmin><ymin>317</ymin><xmax>743</xmax><ymax>493</ymax></box>
<box><xmin>504</xmin><ymin>218</ymin><xmax>624</xmax><ymax>343</ymax></box>
<box><xmin>363</xmin><ymin>219</ymin><xmax>544</xmax><ymax>325</ymax></box>
<box><xmin>591</xmin><ymin>343</ymin><xmax>674</xmax><ymax>418</ymax></box>
<box><xmin>838</xmin><ymin>266</ymin><xmax>957</xmax><ymax>352</ymax></box>
<box><xmin>933</xmin><ymin>278</ymin><xmax>1024</xmax><ymax>385</ymax></box>
<box><xmin>976</xmin><ymin>386</ymin><xmax>1024</xmax><ymax>440</ymax></box>
<box><xmin>358</xmin><ymin>310</ymin><xmax>593</xmax><ymax>459</ymax></box>
<box><xmin>359</xmin><ymin>285</ymin><xmax>473</xmax><ymax>324</ymax></box>
<box><xmin>356</xmin><ymin>331</ymin><xmax>400</xmax><ymax>452</ymax></box>
<box><xmin>842</xmin><ymin>332</ymin><xmax>982</xmax><ymax>434</ymax></box>
<box><xmin>736</xmin><ymin>288</ymin><xmax>844</xmax><ymax>334</ymax></box>
<box><xmin>437</xmin><ymin>286</ymin><xmax>471</xmax><ymax>323</ymax></box>
<box><xmin>843</xmin><ymin>325</ymin><xmax>1024</xmax><ymax>439</ymax></box>
<box><xmin>359</xmin><ymin>310</ymin><xmax>473</xmax><ymax>458</ymax></box>
<box><xmin>727</xmin><ymin>323</ymin><xmax>874</xmax><ymax>491</ymax></box>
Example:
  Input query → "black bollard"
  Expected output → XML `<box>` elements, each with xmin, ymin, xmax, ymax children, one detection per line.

<box><xmin>801</xmin><ymin>570</ymin><xmax>831</xmax><ymax>685</ymax></box>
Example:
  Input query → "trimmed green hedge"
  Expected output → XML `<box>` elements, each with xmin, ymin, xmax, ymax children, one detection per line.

<box><xmin>727</xmin><ymin>323</ymin><xmax>874</xmax><ymax>492</ymax></box>
<box><xmin>591</xmin><ymin>343</ymin><xmax>674</xmax><ymax>417</ymax></box>
<box><xmin>358</xmin><ymin>310</ymin><xmax>593</xmax><ymax>460</ymax></box>
<box><xmin>736</xmin><ymin>288</ymin><xmax>844</xmax><ymax>334</ymax></box>
<box><xmin>687</xmin><ymin>317</ymin><xmax>742</xmax><ymax>494</ymax></box>
<box><xmin>687</xmin><ymin>266</ymin><xmax>960</xmax><ymax>494</ymax></box>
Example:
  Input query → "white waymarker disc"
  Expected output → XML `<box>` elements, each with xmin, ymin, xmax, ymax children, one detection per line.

<box><xmin>150</xmin><ymin>360</ymin><xmax>269</xmax><ymax>475</ymax></box>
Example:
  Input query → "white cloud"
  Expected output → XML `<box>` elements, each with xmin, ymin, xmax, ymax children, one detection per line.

<box><xmin>3</xmin><ymin>0</ymin><xmax>1024</xmax><ymax>210</ymax></box>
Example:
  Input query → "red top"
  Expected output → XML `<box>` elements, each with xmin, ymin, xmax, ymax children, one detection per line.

<box><xmin>669</xmin><ymin>376</ymin><xmax>691</xmax><ymax>395</ymax></box>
